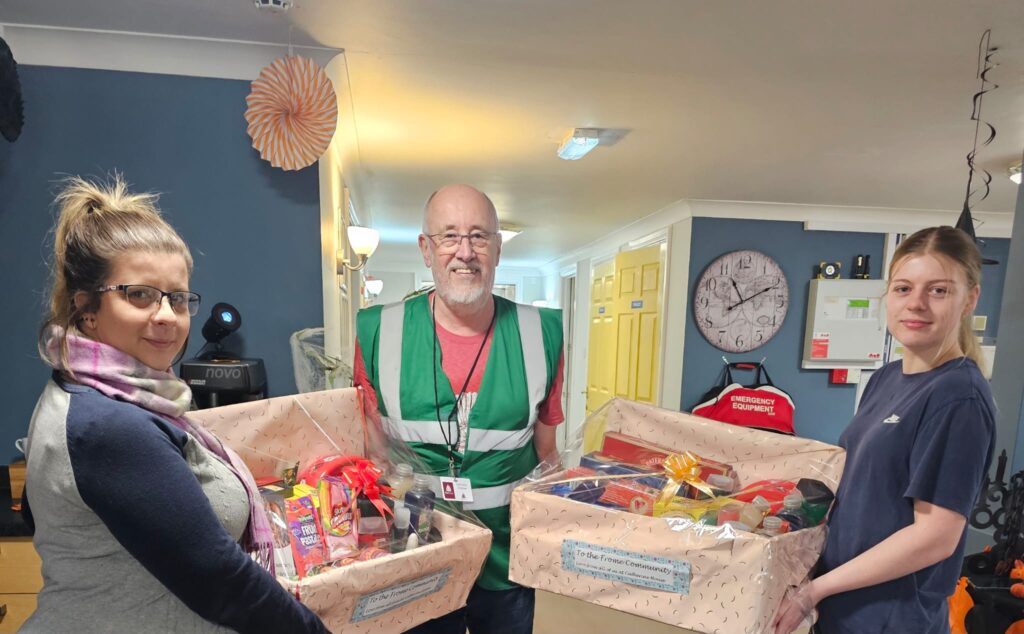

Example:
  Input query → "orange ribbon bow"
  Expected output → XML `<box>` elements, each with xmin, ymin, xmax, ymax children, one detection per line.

<box><xmin>657</xmin><ymin>451</ymin><xmax>716</xmax><ymax>511</ymax></box>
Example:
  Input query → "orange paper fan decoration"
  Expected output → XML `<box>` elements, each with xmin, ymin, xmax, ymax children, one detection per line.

<box><xmin>245</xmin><ymin>55</ymin><xmax>338</xmax><ymax>171</ymax></box>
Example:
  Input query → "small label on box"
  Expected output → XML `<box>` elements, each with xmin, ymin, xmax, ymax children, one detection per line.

<box><xmin>561</xmin><ymin>540</ymin><xmax>690</xmax><ymax>593</ymax></box>
<box><xmin>351</xmin><ymin>568</ymin><xmax>451</xmax><ymax>622</ymax></box>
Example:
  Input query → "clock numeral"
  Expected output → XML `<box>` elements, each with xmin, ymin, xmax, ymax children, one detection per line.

<box><xmin>704</xmin><ymin>317</ymin><xmax>713</xmax><ymax>328</ymax></box>
<box><xmin>739</xmin><ymin>254</ymin><xmax>752</xmax><ymax>269</ymax></box>
<box><xmin>699</xmin><ymin>296</ymin><xmax>708</xmax><ymax>308</ymax></box>
<box><xmin>719</xmin><ymin>261</ymin><xmax>729</xmax><ymax>275</ymax></box>
<box><xmin>776</xmin><ymin>297</ymin><xmax>786</xmax><ymax>309</ymax></box>
<box><xmin>717</xmin><ymin>329</ymin><xmax>726</xmax><ymax>343</ymax></box>
<box><xmin>705</xmin><ymin>278</ymin><xmax>717</xmax><ymax>291</ymax></box>
<box><xmin>755</xmin><ymin>330</ymin><xmax>764</xmax><ymax>343</ymax></box>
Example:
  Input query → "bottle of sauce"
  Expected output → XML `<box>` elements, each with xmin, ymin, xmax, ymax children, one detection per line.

<box><xmin>759</xmin><ymin>515</ymin><xmax>784</xmax><ymax>537</ymax></box>
<box><xmin>405</xmin><ymin>474</ymin><xmax>437</xmax><ymax>541</ymax></box>
<box><xmin>775</xmin><ymin>493</ymin><xmax>808</xmax><ymax>531</ymax></box>
<box><xmin>390</xmin><ymin>463</ymin><xmax>415</xmax><ymax>502</ymax></box>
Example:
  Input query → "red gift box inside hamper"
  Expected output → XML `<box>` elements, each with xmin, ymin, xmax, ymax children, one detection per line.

<box><xmin>189</xmin><ymin>388</ymin><xmax>491</xmax><ymax>634</ymax></box>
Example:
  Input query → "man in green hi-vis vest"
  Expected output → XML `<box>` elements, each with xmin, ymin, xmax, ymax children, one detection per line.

<box><xmin>353</xmin><ymin>184</ymin><xmax>565</xmax><ymax>634</ymax></box>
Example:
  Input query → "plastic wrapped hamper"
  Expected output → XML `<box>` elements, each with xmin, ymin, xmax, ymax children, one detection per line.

<box><xmin>509</xmin><ymin>398</ymin><xmax>846</xmax><ymax>634</ymax></box>
<box><xmin>190</xmin><ymin>388</ymin><xmax>491</xmax><ymax>634</ymax></box>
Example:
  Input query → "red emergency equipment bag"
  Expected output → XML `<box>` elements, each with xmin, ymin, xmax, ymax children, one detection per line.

<box><xmin>691</xmin><ymin>361</ymin><xmax>795</xmax><ymax>435</ymax></box>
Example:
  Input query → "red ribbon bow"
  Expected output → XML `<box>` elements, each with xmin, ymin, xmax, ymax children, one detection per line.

<box><xmin>341</xmin><ymin>459</ymin><xmax>394</xmax><ymax>520</ymax></box>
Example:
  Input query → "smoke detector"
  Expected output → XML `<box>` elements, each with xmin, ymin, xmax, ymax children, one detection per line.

<box><xmin>254</xmin><ymin>0</ymin><xmax>292</xmax><ymax>12</ymax></box>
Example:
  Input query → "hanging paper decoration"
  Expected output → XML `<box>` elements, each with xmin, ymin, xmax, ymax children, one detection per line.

<box><xmin>244</xmin><ymin>55</ymin><xmax>338</xmax><ymax>171</ymax></box>
<box><xmin>956</xmin><ymin>30</ymin><xmax>1000</xmax><ymax>265</ymax></box>
<box><xmin>0</xmin><ymin>35</ymin><xmax>25</xmax><ymax>143</ymax></box>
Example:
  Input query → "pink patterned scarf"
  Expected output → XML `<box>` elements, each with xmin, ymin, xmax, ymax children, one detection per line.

<box><xmin>40</xmin><ymin>326</ymin><xmax>275</xmax><ymax>575</ymax></box>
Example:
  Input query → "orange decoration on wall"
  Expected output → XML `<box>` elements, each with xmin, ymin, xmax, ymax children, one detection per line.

<box><xmin>244</xmin><ymin>55</ymin><xmax>338</xmax><ymax>171</ymax></box>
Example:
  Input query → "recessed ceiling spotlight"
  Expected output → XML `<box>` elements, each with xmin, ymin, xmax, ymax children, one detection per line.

<box><xmin>1010</xmin><ymin>161</ymin><xmax>1022</xmax><ymax>185</ymax></box>
<box><xmin>254</xmin><ymin>0</ymin><xmax>292</xmax><ymax>12</ymax></box>
<box><xmin>557</xmin><ymin>128</ymin><xmax>601</xmax><ymax>161</ymax></box>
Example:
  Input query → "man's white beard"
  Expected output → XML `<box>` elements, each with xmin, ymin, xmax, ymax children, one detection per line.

<box><xmin>436</xmin><ymin>280</ymin><xmax>488</xmax><ymax>306</ymax></box>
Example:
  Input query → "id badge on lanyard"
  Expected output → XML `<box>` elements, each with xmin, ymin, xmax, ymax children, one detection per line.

<box><xmin>440</xmin><ymin>475</ymin><xmax>474</xmax><ymax>502</ymax></box>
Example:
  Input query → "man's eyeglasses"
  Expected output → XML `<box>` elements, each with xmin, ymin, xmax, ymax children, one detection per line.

<box><xmin>97</xmin><ymin>284</ymin><xmax>202</xmax><ymax>316</ymax></box>
<box><xmin>426</xmin><ymin>231</ymin><xmax>497</xmax><ymax>253</ymax></box>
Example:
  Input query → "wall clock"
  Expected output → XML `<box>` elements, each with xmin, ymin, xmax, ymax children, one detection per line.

<box><xmin>692</xmin><ymin>249</ymin><xmax>789</xmax><ymax>353</ymax></box>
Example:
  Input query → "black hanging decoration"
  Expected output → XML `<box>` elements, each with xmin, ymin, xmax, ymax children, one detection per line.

<box><xmin>957</xmin><ymin>30</ymin><xmax>999</xmax><ymax>265</ymax></box>
<box><xmin>0</xmin><ymin>34</ymin><xmax>25</xmax><ymax>143</ymax></box>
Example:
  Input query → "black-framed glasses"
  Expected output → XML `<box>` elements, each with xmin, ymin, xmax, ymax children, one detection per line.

<box><xmin>426</xmin><ymin>231</ymin><xmax>497</xmax><ymax>253</ymax></box>
<box><xmin>96</xmin><ymin>284</ymin><xmax>201</xmax><ymax>316</ymax></box>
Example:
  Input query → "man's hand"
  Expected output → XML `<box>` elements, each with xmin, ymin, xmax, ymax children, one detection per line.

<box><xmin>533</xmin><ymin>422</ymin><xmax>561</xmax><ymax>470</ymax></box>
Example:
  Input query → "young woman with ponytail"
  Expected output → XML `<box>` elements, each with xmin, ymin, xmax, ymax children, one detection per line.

<box><xmin>22</xmin><ymin>176</ymin><xmax>327</xmax><ymax>633</ymax></box>
<box><xmin>774</xmin><ymin>225</ymin><xmax>997</xmax><ymax>634</ymax></box>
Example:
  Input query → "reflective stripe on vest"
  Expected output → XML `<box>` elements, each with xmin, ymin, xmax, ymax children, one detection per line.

<box><xmin>383</xmin><ymin>417</ymin><xmax>537</xmax><ymax>453</ymax></box>
<box><xmin>379</xmin><ymin>302</ymin><xmax>406</xmax><ymax>420</ymax></box>
<box><xmin>421</xmin><ymin>475</ymin><xmax>528</xmax><ymax>511</ymax></box>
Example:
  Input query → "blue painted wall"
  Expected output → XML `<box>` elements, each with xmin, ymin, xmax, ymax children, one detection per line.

<box><xmin>680</xmin><ymin>217</ymin><xmax>885</xmax><ymax>445</ymax></box>
<box><xmin>0</xmin><ymin>66</ymin><xmax>323</xmax><ymax>462</ymax></box>
<box><xmin>975</xmin><ymin>238</ymin><xmax>1009</xmax><ymax>341</ymax></box>
<box><xmin>680</xmin><ymin>219</ymin><xmax>1011</xmax><ymax>447</ymax></box>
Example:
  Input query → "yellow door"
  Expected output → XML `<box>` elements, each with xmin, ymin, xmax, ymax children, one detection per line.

<box><xmin>613</xmin><ymin>245</ymin><xmax>663</xmax><ymax>405</ymax></box>
<box><xmin>586</xmin><ymin>259</ymin><xmax>616</xmax><ymax>415</ymax></box>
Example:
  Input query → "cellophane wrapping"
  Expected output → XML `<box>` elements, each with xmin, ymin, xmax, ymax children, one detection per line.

<box><xmin>189</xmin><ymin>387</ymin><xmax>492</xmax><ymax>634</ymax></box>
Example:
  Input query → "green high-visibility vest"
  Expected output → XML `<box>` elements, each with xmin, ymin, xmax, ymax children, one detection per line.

<box><xmin>356</xmin><ymin>293</ymin><xmax>563</xmax><ymax>589</ymax></box>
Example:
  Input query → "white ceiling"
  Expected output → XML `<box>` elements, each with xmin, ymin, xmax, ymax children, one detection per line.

<box><xmin>4</xmin><ymin>0</ymin><xmax>1023</xmax><ymax>268</ymax></box>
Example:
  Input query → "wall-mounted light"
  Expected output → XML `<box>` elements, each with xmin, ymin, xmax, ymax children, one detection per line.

<box><xmin>365</xmin><ymin>278</ymin><xmax>384</xmax><ymax>297</ymax></box>
<box><xmin>337</xmin><ymin>225</ymin><xmax>380</xmax><ymax>273</ymax></box>
<box><xmin>1010</xmin><ymin>161</ymin><xmax>1022</xmax><ymax>185</ymax></box>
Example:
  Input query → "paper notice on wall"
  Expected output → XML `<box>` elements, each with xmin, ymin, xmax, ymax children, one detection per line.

<box><xmin>811</xmin><ymin>332</ymin><xmax>830</xmax><ymax>359</ymax></box>
<box><xmin>561</xmin><ymin>540</ymin><xmax>691</xmax><ymax>593</ymax></box>
<box><xmin>351</xmin><ymin>568</ymin><xmax>451</xmax><ymax>622</ymax></box>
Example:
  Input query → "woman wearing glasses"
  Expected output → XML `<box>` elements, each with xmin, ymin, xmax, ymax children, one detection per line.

<box><xmin>21</xmin><ymin>176</ymin><xmax>327</xmax><ymax>633</ymax></box>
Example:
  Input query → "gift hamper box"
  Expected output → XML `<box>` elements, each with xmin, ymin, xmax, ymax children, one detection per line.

<box><xmin>190</xmin><ymin>388</ymin><xmax>492</xmax><ymax>634</ymax></box>
<box><xmin>509</xmin><ymin>398</ymin><xmax>846</xmax><ymax>634</ymax></box>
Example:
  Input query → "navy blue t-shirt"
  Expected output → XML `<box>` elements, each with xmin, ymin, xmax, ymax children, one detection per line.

<box><xmin>816</xmin><ymin>357</ymin><xmax>995</xmax><ymax>634</ymax></box>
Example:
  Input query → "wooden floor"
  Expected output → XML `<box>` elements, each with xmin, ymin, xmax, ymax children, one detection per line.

<box><xmin>533</xmin><ymin>591</ymin><xmax>811</xmax><ymax>634</ymax></box>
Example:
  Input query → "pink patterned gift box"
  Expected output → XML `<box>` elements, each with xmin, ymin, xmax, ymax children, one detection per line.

<box><xmin>191</xmin><ymin>388</ymin><xmax>492</xmax><ymax>634</ymax></box>
<box><xmin>509</xmin><ymin>398</ymin><xmax>846</xmax><ymax>634</ymax></box>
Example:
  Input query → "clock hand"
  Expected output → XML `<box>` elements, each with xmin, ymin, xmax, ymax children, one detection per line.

<box><xmin>730</xmin><ymin>279</ymin><xmax>745</xmax><ymax>302</ymax></box>
<box><xmin>726</xmin><ymin>285</ymin><xmax>779</xmax><ymax>311</ymax></box>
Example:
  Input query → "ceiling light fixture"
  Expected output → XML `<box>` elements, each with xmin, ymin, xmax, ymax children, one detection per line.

<box><xmin>499</xmin><ymin>224</ymin><xmax>522</xmax><ymax>243</ymax></box>
<box><xmin>557</xmin><ymin>128</ymin><xmax>600</xmax><ymax>161</ymax></box>
<box><xmin>254</xmin><ymin>0</ymin><xmax>292</xmax><ymax>12</ymax></box>
<box><xmin>1010</xmin><ymin>161</ymin><xmax>1022</xmax><ymax>185</ymax></box>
